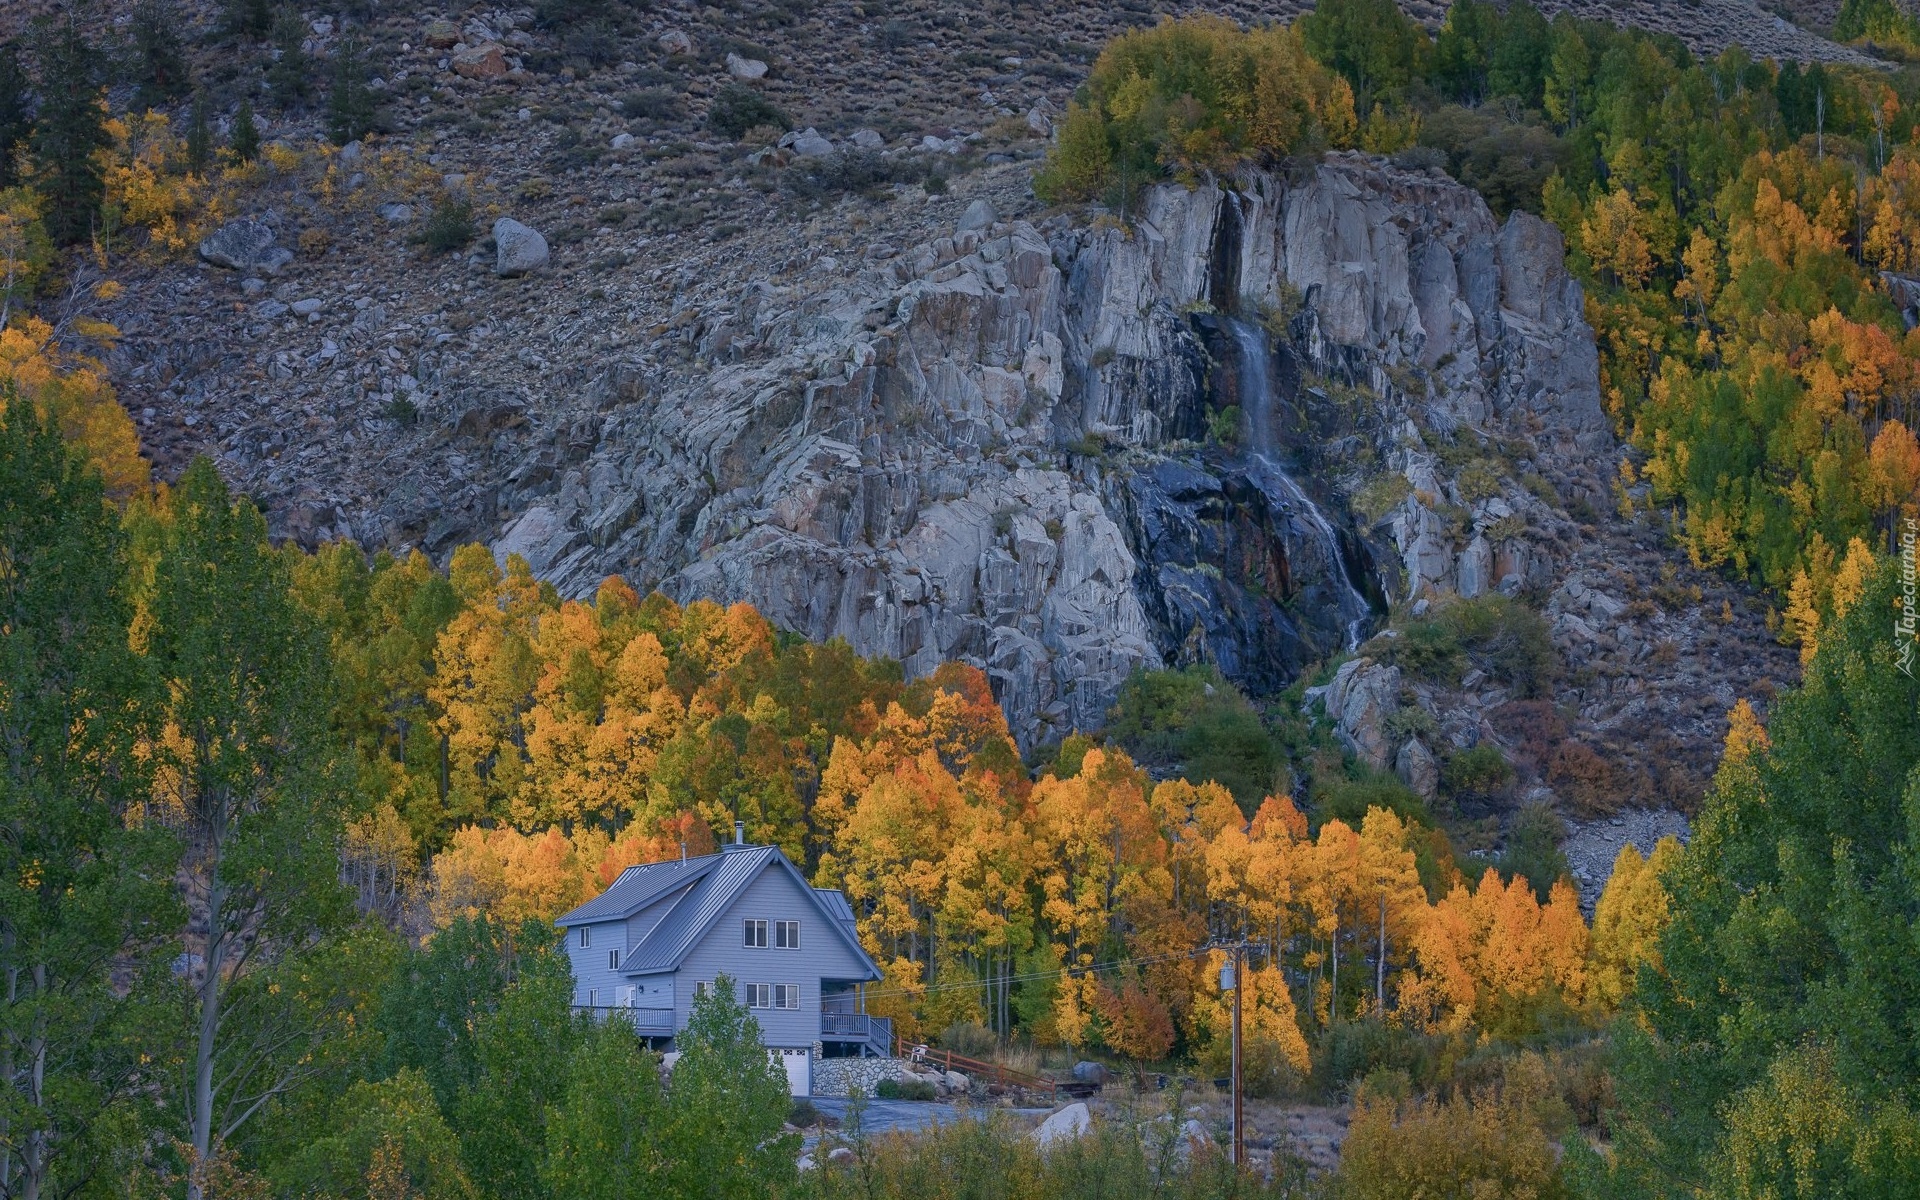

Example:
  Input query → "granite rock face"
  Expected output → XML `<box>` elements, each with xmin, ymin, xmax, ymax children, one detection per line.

<box><xmin>492</xmin><ymin>153</ymin><xmax>1611</xmax><ymax>748</ymax></box>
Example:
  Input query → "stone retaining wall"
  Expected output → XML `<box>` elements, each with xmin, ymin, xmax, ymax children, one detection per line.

<box><xmin>812</xmin><ymin>1055</ymin><xmax>906</xmax><ymax>1097</ymax></box>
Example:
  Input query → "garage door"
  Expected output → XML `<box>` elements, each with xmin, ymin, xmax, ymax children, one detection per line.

<box><xmin>771</xmin><ymin>1047</ymin><xmax>811</xmax><ymax>1096</ymax></box>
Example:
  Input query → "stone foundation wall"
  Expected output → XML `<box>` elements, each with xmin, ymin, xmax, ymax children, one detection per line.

<box><xmin>812</xmin><ymin>1056</ymin><xmax>906</xmax><ymax>1097</ymax></box>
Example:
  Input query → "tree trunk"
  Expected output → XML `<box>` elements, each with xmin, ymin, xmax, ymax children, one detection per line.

<box><xmin>1377</xmin><ymin>892</ymin><xmax>1387</xmax><ymax>1015</ymax></box>
<box><xmin>187</xmin><ymin>871</ymin><xmax>226</xmax><ymax>1200</ymax></box>
<box><xmin>1329</xmin><ymin>916</ymin><xmax>1339</xmax><ymax>1028</ymax></box>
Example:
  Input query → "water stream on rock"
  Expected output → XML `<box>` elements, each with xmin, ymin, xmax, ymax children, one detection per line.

<box><xmin>1225</xmin><ymin>317</ymin><xmax>1373</xmax><ymax>650</ymax></box>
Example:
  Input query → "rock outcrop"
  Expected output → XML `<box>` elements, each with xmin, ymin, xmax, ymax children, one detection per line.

<box><xmin>490</xmin><ymin>154</ymin><xmax>1607</xmax><ymax>748</ymax></box>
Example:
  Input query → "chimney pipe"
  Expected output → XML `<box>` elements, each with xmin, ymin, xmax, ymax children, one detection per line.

<box><xmin>734</xmin><ymin>820</ymin><xmax>745</xmax><ymax>845</ymax></box>
<box><xmin>680</xmin><ymin>840</ymin><xmax>687</xmax><ymax>862</ymax></box>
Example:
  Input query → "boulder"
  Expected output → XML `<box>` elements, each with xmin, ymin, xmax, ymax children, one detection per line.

<box><xmin>725</xmin><ymin>52</ymin><xmax>769</xmax><ymax>79</ymax></box>
<box><xmin>657</xmin><ymin>29</ymin><xmax>692</xmax><ymax>55</ymax></box>
<box><xmin>452</xmin><ymin>43</ymin><xmax>508</xmax><ymax>80</ymax></box>
<box><xmin>850</xmin><ymin>128</ymin><xmax>884</xmax><ymax>149</ymax></box>
<box><xmin>1308</xmin><ymin>658</ymin><xmax>1402</xmax><ymax>771</ymax></box>
<box><xmin>1396</xmin><ymin>737</ymin><xmax>1440</xmax><ymax>800</ymax></box>
<box><xmin>610</xmin><ymin>132</ymin><xmax>635</xmax><ymax>150</ymax></box>
<box><xmin>957</xmin><ymin>198</ymin><xmax>996</xmax><ymax>233</ymax></box>
<box><xmin>789</xmin><ymin>128</ymin><xmax>834</xmax><ymax>157</ymax></box>
<box><xmin>1031</xmin><ymin>1102</ymin><xmax>1092</xmax><ymax>1148</ymax></box>
<box><xmin>197</xmin><ymin>220</ymin><xmax>293</xmax><ymax>275</ymax></box>
<box><xmin>422</xmin><ymin>19</ymin><xmax>459</xmax><ymax>48</ymax></box>
<box><xmin>943</xmin><ymin>1070</ymin><xmax>969</xmax><ymax>1093</ymax></box>
<box><xmin>290</xmin><ymin>298</ymin><xmax>324</xmax><ymax>317</ymax></box>
<box><xmin>378</xmin><ymin>202</ymin><xmax>416</xmax><ymax>224</ymax></box>
<box><xmin>492</xmin><ymin>217</ymin><xmax>549</xmax><ymax>277</ymax></box>
<box><xmin>1070</xmin><ymin>1060</ymin><xmax>1109</xmax><ymax>1085</ymax></box>
<box><xmin>827</xmin><ymin>1147</ymin><xmax>856</xmax><ymax>1165</ymax></box>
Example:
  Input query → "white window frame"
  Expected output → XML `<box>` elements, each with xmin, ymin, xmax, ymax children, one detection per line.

<box><xmin>578</xmin><ymin>926</ymin><xmax>591</xmax><ymax>949</ymax></box>
<box><xmin>746</xmin><ymin>982</ymin><xmax>772</xmax><ymax>1009</ymax></box>
<box><xmin>774</xmin><ymin>983</ymin><xmax>800</xmax><ymax>1010</ymax></box>
<box><xmin>587</xmin><ymin>988</ymin><xmax>599</xmax><ymax>1008</ymax></box>
<box><xmin>694</xmin><ymin>980</ymin><xmax>712</xmax><ymax>1000</ymax></box>
<box><xmin>744</xmin><ymin>919</ymin><xmax>768</xmax><ymax>948</ymax></box>
<box><xmin>775</xmin><ymin>919</ymin><xmax>801</xmax><ymax>949</ymax></box>
<box><xmin>607</xmin><ymin>948</ymin><xmax>620</xmax><ymax>970</ymax></box>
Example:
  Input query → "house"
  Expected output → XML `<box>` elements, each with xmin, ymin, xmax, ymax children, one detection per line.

<box><xmin>554</xmin><ymin>822</ymin><xmax>889</xmax><ymax>1095</ymax></box>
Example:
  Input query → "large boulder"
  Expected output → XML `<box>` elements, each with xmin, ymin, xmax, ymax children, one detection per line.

<box><xmin>1070</xmin><ymin>1060</ymin><xmax>1109</xmax><ymax>1085</ymax></box>
<box><xmin>197</xmin><ymin>220</ymin><xmax>293</xmax><ymax>275</ymax></box>
<box><xmin>492</xmin><ymin>218</ymin><xmax>549</xmax><ymax>277</ymax></box>
<box><xmin>1031</xmin><ymin>1102</ymin><xmax>1092</xmax><ymax>1148</ymax></box>
<box><xmin>452</xmin><ymin>42</ymin><xmax>509</xmax><ymax>80</ymax></box>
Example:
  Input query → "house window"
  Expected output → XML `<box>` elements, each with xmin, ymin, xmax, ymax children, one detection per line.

<box><xmin>694</xmin><ymin>980</ymin><xmax>712</xmax><ymax>1000</ymax></box>
<box><xmin>743</xmin><ymin>919</ymin><xmax>768</xmax><ymax>948</ymax></box>
<box><xmin>608</xmin><ymin>949</ymin><xmax>620</xmax><ymax>970</ymax></box>
<box><xmin>774</xmin><ymin>983</ymin><xmax>800</xmax><ymax>1010</ymax></box>
<box><xmin>588</xmin><ymin>988</ymin><xmax>599</xmax><ymax>1008</ymax></box>
<box><xmin>775</xmin><ymin>920</ymin><xmax>801</xmax><ymax>949</ymax></box>
<box><xmin>578</xmin><ymin>926</ymin><xmax>591</xmax><ymax>949</ymax></box>
<box><xmin>746</xmin><ymin>983</ymin><xmax>772</xmax><ymax>1009</ymax></box>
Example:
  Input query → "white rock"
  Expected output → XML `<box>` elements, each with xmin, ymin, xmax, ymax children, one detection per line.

<box><xmin>957</xmin><ymin>199</ymin><xmax>996</xmax><ymax>233</ymax></box>
<box><xmin>1031</xmin><ymin>1102</ymin><xmax>1092</xmax><ymax>1148</ymax></box>
<box><xmin>291</xmin><ymin>298</ymin><xmax>324</xmax><ymax>316</ymax></box>
<box><xmin>611</xmin><ymin>132</ymin><xmax>636</xmax><ymax>149</ymax></box>
<box><xmin>725</xmin><ymin>52</ymin><xmax>768</xmax><ymax>79</ymax></box>
<box><xmin>850</xmin><ymin>128</ymin><xmax>884</xmax><ymax>149</ymax></box>
<box><xmin>378</xmin><ymin>203</ymin><xmax>416</xmax><ymax>223</ymax></box>
<box><xmin>492</xmin><ymin>217</ymin><xmax>549</xmax><ymax>277</ymax></box>
<box><xmin>789</xmin><ymin>128</ymin><xmax>834</xmax><ymax>157</ymax></box>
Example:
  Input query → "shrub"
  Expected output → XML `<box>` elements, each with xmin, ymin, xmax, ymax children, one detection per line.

<box><xmin>1034</xmin><ymin>16</ymin><xmax>1357</xmax><ymax>207</ymax></box>
<box><xmin>1207</xmin><ymin>403</ymin><xmax>1241</xmax><ymax>445</ymax></box>
<box><xmin>419</xmin><ymin>198</ymin><xmax>473</xmax><ymax>256</ymax></box>
<box><xmin>787</xmin><ymin>1098</ymin><xmax>820</xmax><ymax>1127</ymax></box>
<box><xmin>783</xmin><ymin>148</ymin><xmax>923</xmax><ymax>202</ymax></box>
<box><xmin>938</xmin><ymin>1020</ymin><xmax>996</xmax><ymax>1058</ymax></box>
<box><xmin>1497</xmin><ymin>803</ymin><xmax>1568</xmax><ymax>903</ymax></box>
<box><xmin>1107</xmin><ymin>665</ymin><xmax>1283</xmax><ymax>810</ymax></box>
<box><xmin>1385</xmin><ymin>595</ymin><xmax>1556</xmax><ymax>697</ymax></box>
<box><xmin>873</xmin><ymin>1078</ymin><xmax>937</xmax><ymax>1101</ymax></box>
<box><xmin>1440</xmin><ymin>742</ymin><xmax>1512</xmax><ymax>802</ymax></box>
<box><xmin>1336</xmin><ymin>1084</ymin><xmax>1571</xmax><ymax>1200</ymax></box>
<box><xmin>620</xmin><ymin>89</ymin><xmax>685</xmax><ymax>121</ymax></box>
<box><xmin>1352</xmin><ymin>472</ymin><xmax>1412</xmax><ymax>523</ymax></box>
<box><xmin>709</xmin><ymin>85</ymin><xmax>792</xmax><ymax>141</ymax></box>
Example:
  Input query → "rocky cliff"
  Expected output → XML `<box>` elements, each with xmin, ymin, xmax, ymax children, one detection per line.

<box><xmin>488</xmin><ymin>153</ymin><xmax>1614</xmax><ymax>750</ymax></box>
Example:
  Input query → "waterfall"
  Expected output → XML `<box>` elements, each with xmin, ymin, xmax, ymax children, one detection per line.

<box><xmin>1224</xmin><ymin>317</ymin><xmax>1373</xmax><ymax>650</ymax></box>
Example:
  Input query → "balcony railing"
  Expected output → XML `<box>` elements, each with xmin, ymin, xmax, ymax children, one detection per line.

<box><xmin>574</xmin><ymin>1005</ymin><xmax>677</xmax><ymax>1035</ymax></box>
<box><xmin>821</xmin><ymin>1011</ymin><xmax>871</xmax><ymax>1038</ymax></box>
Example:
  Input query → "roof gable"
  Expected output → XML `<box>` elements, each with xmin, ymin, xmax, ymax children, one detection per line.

<box><xmin>574</xmin><ymin>845</ymin><xmax>878</xmax><ymax>981</ymax></box>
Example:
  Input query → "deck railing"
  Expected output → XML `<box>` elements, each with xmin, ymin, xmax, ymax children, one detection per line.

<box><xmin>893</xmin><ymin>1032</ymin><xmax>1058</xmax><ymax>1098</ymax></box>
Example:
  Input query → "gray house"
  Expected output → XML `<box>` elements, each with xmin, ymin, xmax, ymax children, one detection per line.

<box><xmin>555</xmin><ymin>823</ymin><xmax>889</xmax><ymax>1095</ymax></box>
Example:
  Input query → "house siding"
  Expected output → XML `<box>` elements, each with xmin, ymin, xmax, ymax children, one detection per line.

<box><xmin>672</xmin><ymin>857</ymin><xmax>874</xmax><ymax>1047</ymax></box>
<box><xmin>564</xmin><ymin>919</ymin><xmax>630</xmax><ymax>1006</ymax></box>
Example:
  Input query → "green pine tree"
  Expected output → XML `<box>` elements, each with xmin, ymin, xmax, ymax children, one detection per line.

<box><xmin>223</xmin><ymin>0</ymin><xmax>272</xmax><ymax>40</ymax></box>
<box><xmin>0</xmin><ymin>42</ymin><xmax>30</xmax><ymax>189</ymax></box>
<box><xmin>265</xmin><ymin>6</ymin><xmax>310</xmax><ymax>109</ymax></box>
<box><xmin>327</xmin><ymin>37</ymin><xmax>376</xmax><ymax>146</ymax></box>
<box><xmin>184</xmin><ymin>89</ymin><xmax>212</xmax><ymax>175</ymax></box>
<box><xmin>229</xmin><ymin>98</ymin><xmax>259</xmax><ymax>163</ymax></box>
<box><xmin>128</xmin><ymin>0</ymin><xmax>188</xmax><ymax>110</ymax></box>
<box><xmin>27</xmin><ymin>14</ymin><xmax>110</xmax><ymax>246</ymax></box>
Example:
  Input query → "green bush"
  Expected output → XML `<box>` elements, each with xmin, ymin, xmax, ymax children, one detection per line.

<box><xmin>1495</xmin><ymin>803</ymin><xmax>1567</xmax><ymax>903</ymax></box>
<box><xmin>1107</xmin><ymin>665</ymin><xmax>1284</xmax><ymax>810</ymax></box>
<box><xmin>1379</xmin><ymin>595</ymin><xmax>1556</xmax><ymax>697</ymax></box>
<box><xmin>874</xmin><ymin>1077</ymin><xmax>937</xmax><ymax>1102</ymax></box>
<box><xmin>938</xmin><ymin>1020</ymin><xmax>996</xmax><ymax>1058</ymax></box>
<box><xmin>1034</xmin><ymin>16</ymin><xmax>1357</xmax><ymax>207</ymax></box>
<box><xmin>787</xmin><ymin>1098</ymin><xmax>820</xmax><ymax>1127</ymax></box>
<box><xmin>708</xmin><ymin>84</ymin><xmax>792</xmax><ymax>140</ymax></box>
<box><xmin>1352</xmin><ymin>473</ymin><xmax>1412</xmax><ymax>523</ymax></box>
<box><xmin>419</xmin><ymin>197</ymin><xmax>474</xmax><ymax>256</ymax></box>
<box><xmin>1440</xmin><ymin>742</ymin><xmax>1512</xmax><ymax>801</ymax></box>
<box><xmin>1207</xmin><ymin>404</ymin><xmax>1241</xmax><ymax>445</ymax></box>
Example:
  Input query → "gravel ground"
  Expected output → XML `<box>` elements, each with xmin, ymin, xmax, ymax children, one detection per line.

<box><xmin>1564</xmin><ymin>807</ymin><xmax>1691</xmax><ymax>908</ymax></box>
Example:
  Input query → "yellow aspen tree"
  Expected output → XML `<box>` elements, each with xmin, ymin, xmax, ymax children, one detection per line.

<box><xmin>1586</xmin><ymin>837</ymin><xmax>1682</xmax><ymax>1013</ymax></box>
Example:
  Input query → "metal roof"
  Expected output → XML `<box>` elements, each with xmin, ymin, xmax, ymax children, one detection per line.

<box><xmin>552</xmin><ymin>852</ymin><xmax>721</xmax><ymax>926</ymax></box>
<box><xmin>554</xmin><ymin>842</ymin><xmax>881</xmax><ymax>982</ymax></box>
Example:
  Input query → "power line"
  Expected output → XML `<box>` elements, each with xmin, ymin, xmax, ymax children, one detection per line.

<box><xmin>858</xmin><ymin>943</ymin><xmax>1263</xmax><ymax>1002</ymax></box>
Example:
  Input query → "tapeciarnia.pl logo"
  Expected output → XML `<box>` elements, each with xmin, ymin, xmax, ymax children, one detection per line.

<box><xmin>1899</xmin><ymin>516</ymin><xmax>1917</xmax><ymax>678</ymax></box>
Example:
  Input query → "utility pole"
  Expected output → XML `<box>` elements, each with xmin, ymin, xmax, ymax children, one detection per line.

<box><xmin>1219</xmin><ymin>941</ymin><xmax>1251</xmax><ymax>1169</ymax></box>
